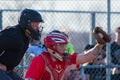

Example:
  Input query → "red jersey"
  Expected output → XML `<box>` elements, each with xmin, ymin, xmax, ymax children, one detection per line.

<box><xmin>25</xmin><ymin>52</ymin><xmax>77</xmax><ymax>80</ymax></box>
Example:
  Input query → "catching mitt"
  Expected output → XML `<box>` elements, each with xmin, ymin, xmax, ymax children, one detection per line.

<box><xmin>93</xmin><ymin>27</ymin><xmax>111</xmax><ymax>45</ymax></box>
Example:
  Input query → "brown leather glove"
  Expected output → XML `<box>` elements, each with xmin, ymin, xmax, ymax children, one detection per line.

<box><xmin>93</xmin><ymin>27</ymin><xmax>111</xmax><ymax>45</ymax></box>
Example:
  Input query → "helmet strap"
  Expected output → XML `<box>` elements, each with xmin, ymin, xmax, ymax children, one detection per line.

<box><xmin>47</xmin><ymin>48</ymin><xmax>63</xmax><ymax>61</ymax></box>
<box><xmin>25</xmin><ymin>29</ymin><xmax>31</xmax><ymax>37</ymax></box>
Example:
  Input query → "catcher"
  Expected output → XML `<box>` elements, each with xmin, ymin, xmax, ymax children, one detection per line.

<box><xmin>25</xmin><ymin>27</ymin><xmax>111</xmax><ymax>80</ymax></box>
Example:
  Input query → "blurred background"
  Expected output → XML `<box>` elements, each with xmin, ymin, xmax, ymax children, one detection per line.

<box><xmin>0</xmin><ymin>0</ymin><xmax>120</xmax><ymax>80</ymax></box>
<box><xmin>0</xmin><ymin>0</ymin><xmax>115</xmax><ymax>52</ymax></box>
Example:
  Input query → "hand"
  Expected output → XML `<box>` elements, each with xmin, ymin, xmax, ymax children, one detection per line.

<box><xmin>0</xmin><ymin>63</ymin><xmax>7</xmax><ymax>71</ymax></box>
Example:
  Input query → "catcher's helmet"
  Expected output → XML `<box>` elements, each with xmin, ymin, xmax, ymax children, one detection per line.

<box><xmin>19</xmin><ymin>9</ymin><xmax>44</xmax><ymax>40</ymax></box>
<box><xmin>44</xmin><ymin>31</ymin><xmax>68</xmax><ymax>61</ymax></box>
<box><xmin>51</xmin><ymin>30</ymin><xmax>61</xmax><ymax>33</ymax></box>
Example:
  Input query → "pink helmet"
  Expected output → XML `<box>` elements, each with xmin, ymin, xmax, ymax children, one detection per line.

<box><xmin>44</xmin><ymin>31</ymin><xmax>68</xmax><ymax>61</ymax></box>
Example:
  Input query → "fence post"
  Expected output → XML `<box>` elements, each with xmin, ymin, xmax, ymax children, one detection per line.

<box><xmin>0</xmin><ymin>10</ymin><xmax>2</xmax><ymax>30</ymax></box>
<box><xmin>90</xmin><ymin>12</ymin><xmax>96</xmax><ymax>45</ymax></box>
<box><xmin>106</xmin><ymin>0</ymin><xmax>111</xmax><ymax>80</ymax></box>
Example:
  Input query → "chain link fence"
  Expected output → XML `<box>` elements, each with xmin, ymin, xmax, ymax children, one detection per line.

<box><xmin>0</xmin><ymin>0</ymin><xmax>120</xmax><ymax>80</ymax></box>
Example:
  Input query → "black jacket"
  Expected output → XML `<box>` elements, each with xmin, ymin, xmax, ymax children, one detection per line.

<box><xmin>0</xmin><ymin>25</ymin><xmax>29</xmax><ymax>71</ymax></box>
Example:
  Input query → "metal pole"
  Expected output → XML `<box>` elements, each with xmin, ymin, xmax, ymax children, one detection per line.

<box><xmin>106</xmin><ymin>0</ymin><xmax>111</xmax><ymax>80</ymax></box>
<box><xmin>90</xmin><ymin>13</ymin><xmax>96</xmax><ymax>45</ymax></box>
<box><xmin>0</xmin><ymin>10</ymin><xmax>2</xmax><ymax>30</ymax></box>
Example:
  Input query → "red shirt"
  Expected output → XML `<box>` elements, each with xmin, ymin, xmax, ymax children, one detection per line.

<box><xmin>25</xmin><ymin>52</ymin><xmax>77</xmax><ymax>80</ymax></box>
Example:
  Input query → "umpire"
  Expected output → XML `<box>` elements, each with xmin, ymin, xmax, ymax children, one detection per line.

<box><xmin>0</xmin><ymin>9</ymin><xmax>44</xmax><ymax>80</ymax></box>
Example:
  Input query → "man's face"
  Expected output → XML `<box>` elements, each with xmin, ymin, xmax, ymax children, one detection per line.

<box><xmin>31</xmin><ymin>22</ymin><xmax>41</xmax><ymax>31</ymax></box>
<box><xmin>56</xmin><ymin>43</ymin><xmax>67</xmax><ymax>54</ymax></box>
<box><xmin>93</xmin><ymin>55</ymin><xmax>103</xmax><ymax>64</ymax></box>
<box><xmin>115</xmin><ymin>29</ymin><xmax>120</xmax><ymax>38</ymax></box>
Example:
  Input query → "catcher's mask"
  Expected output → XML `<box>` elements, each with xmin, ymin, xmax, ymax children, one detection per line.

<box><xmin>19</xmin><ymin>9</ymin><xmax>44</xmax><ymax>40</ymax></box>
<box><xmin>44</xmin><ymin>31</ymin><xmax>68</xmax><ymax>61</ymax></box>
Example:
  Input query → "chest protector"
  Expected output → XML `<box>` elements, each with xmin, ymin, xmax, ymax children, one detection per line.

<box><xmin>41</xmin><ymin>53</ymin><xmax>71</xmax><ymax>80</ymax></box>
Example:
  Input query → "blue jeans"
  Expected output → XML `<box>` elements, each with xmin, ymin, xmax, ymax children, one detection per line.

<box><xmin>0</xmin><ymin>69</ymin><xmax>23</xmax><ymax>80</ymax></box>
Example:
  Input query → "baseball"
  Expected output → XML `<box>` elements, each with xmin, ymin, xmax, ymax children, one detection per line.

<box><xmin>98</xmin><ymin>33</ymin><xmax>103</xmax><ymax>38</ymax></box>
